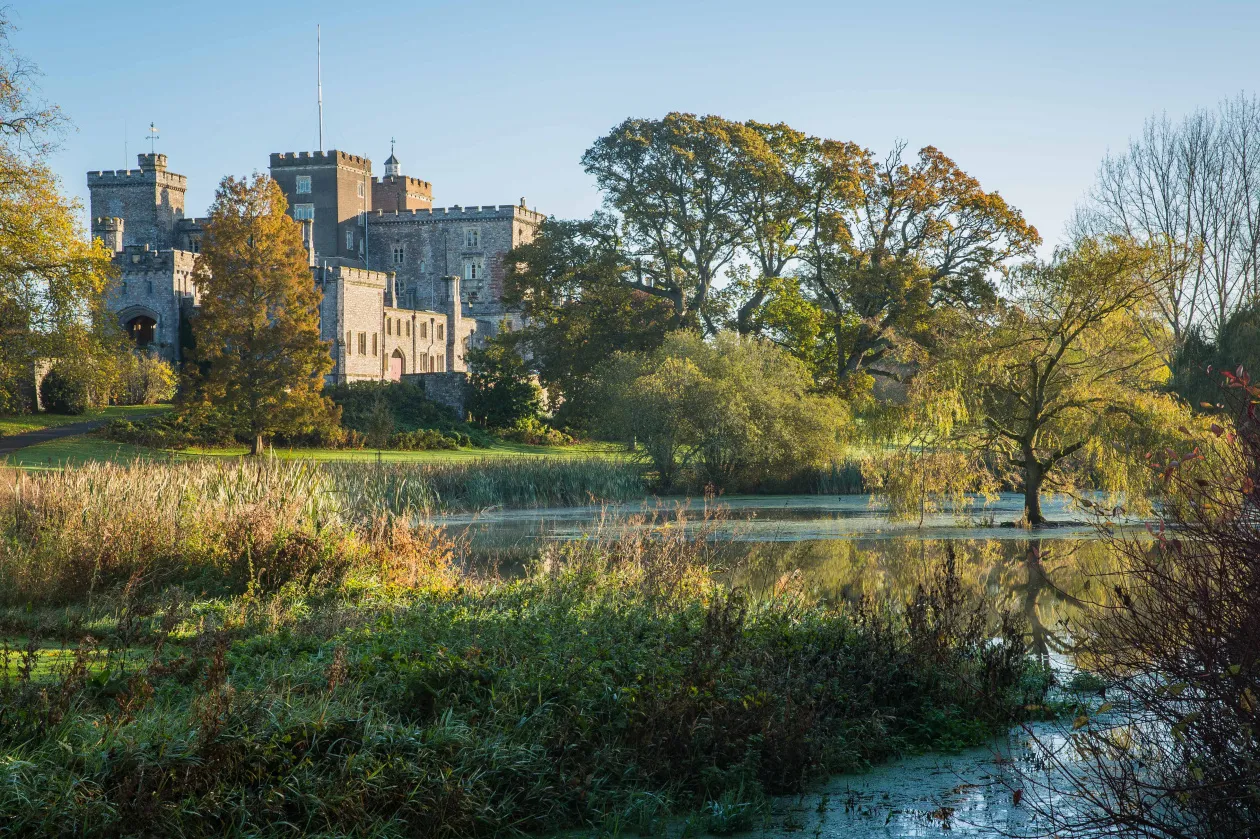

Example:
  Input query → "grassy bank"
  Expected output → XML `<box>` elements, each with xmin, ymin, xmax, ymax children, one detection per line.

<box><xmin>0</xmin><ymin>459</ymin><xmax>1051</xmax><ymax>837</ymax></box>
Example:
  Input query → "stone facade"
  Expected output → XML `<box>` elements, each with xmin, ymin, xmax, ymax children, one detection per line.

<box><xmin>89</xmin><ymin>146</ymin><xmax>539</xmax><ymax>385</ymax></box>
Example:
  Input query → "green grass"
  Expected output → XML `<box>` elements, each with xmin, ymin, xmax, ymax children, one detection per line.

<box><xmin>2</xmin><ymin>433</ymin><xmax>627</xmax><ymax>469</ymax></box>
<box><xmin>0</xmin><ymin>405</ymin><xmax>169</xmax><ymax>438</ymax></box>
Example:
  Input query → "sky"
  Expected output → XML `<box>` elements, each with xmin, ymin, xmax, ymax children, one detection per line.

<box><xmin>13</xmin><ymin>0</ymin><xmax>1260</xmax><ymax>249</ymax></box>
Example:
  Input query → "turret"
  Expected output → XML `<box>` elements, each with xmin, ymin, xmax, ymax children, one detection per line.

<box><xmin>93</xmin><ymin>217</ymin><xmax>124</xmax><ymax>253</ymax></box>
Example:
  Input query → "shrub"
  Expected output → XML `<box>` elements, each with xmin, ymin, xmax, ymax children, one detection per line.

<box><xmin>596</xmin><ymin>332</ymin><xmax>849</xmax><ymax>491</ymax></box>
<box><xmin>329</xmin><ymin>380</ymin><xmax>493</xmax><ymax>446</ymax></box>
<box><xmin>101</xmin><ymin>407</ymin><xmax>236</xmax><ymax>449</ymax></box>
<box><xmin>38</xmin><ymin>365</ymin><xmax>90</xmax><ymax>415</ymax></box>
<box><xmin>117</xmin><ymin>352</ymin><xmax>177</xmax><ymax>405</ymax></box>
<box><xmin>495</xmin><ymin>416</ymin><xmax>575</xmax><ymax>446</ymax></box>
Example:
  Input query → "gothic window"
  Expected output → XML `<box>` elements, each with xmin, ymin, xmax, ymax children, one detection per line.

<box><xmin>357</xmin><ymin>181</ymin><xmax>365</xmax><ymax>198</ymax></box>
<box><xmin>419</xmin><ymin>259</ymin><xmax>427</xmax><ymax>274</ymax></box>
<box><xmin>464</xmin><ymin>227</ymin><xmax>480</xmax><ymax>248</ymax></box>
<box><xmin>463</xmin><ymin>258</ymin><xmax>484</xmax><ymax>281</ymax></box>
<box><xmin>296</xmin><ymin>175</ymin><xmax>312</xmax><ymax>194</ymax></box>
<box><xmin>393</xmin><ymin>245</ymin><xmax>405</xmax><ymax>264</ymax></box>
<box><xmin>358</xmin><ymin>332</ymin><xmax>366</xmax><ymax>355</ymax></box>
<box><xmin>294</xmin><ymin>204</ymin><xmax>315</xmax><ymax>221</ymax></box>
<box><xmin>345</xmin><ymin>229</ymin><xmax>353</xmax><ymax>250</ymax></box>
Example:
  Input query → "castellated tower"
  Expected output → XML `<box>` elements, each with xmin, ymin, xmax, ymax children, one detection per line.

<box><xmin>87</xmin><ymin>153</ymin><xmax>187</xmax><ymax>250</ymax></box>
<box><xmin>269</xmin><ymin>150</ymin><xmax>373</xmax><ymax>263</ymax></box>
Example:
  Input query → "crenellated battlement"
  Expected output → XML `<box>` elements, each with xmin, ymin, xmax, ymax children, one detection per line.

<box><xmin>114</xmin><ymin>244</ymin><xmax>197</xmax><ymax>271</ymax></box>
<box><xmin>88</xmin><ymin>168</ymin><xmax>188</xmax><ymax>186</ymax></box>
<box><xmin>371</xmin><ymin>174</ymin><xmax>433</xmax><ymax>190</ymax></box>
<box><xmin>270</xmin><ymin>150</ymin><xmax>372</xmax><ymax>169</ymax></box>
<box><xmin>369</xmin><ymin>204</ymin><xmax>546</xmax><ymax>222</ymax></box>
<box><xmin>325</xmin><ymin>264</ymin><xmax>394</xmax><ymax>286</ymax></box>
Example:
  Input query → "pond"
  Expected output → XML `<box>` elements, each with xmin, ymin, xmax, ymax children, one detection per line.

<box><xmin>443</xmin><ymin>493</ymin><xmax>1129</xmax><ymax>838</ymax></box>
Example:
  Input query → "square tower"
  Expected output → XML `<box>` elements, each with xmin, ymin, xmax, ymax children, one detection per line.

<box><xmin>86</xmin><ymin>153</ymin><xmax>187</xmax><ymax>250</ymax></box>
<box><xmin>269</xmin><ymin>150</ymin><xmax>373</xmax><ymax>263</ymax></box>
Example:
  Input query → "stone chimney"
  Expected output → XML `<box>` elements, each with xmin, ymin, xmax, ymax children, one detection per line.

<box><xmin>443</xmin><ymin>274</ymin><xmax>462</xmax><ymax>371</ymax></box>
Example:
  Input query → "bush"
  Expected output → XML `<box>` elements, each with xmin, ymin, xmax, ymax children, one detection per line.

<box><xmin>117</xmin><ymin>352</ymin><xmax>177</xmax><ymax>405</ymax></box>
<box><xmin>596</xmin><ymin>332</ymin><xmax>849</xmax><ymax>491</ymax></box>
<box><xmin>101</xmin><ymin>407</ymin><xmax>236</xmax><ymax>449</ymax></box>
<box><xmin>495</xmin><ymin>416</ymin><xmax>575</xmax><ymax>446</ymax></box>
<box><xmin>328</xmin><ymin>380</ymin><xmax>493</xmax><ymax>447</ymax></box>
<box><xmin>38</xmin><ymin>365</ymin><xmax>90</xmax><ymax>415</ymax></box>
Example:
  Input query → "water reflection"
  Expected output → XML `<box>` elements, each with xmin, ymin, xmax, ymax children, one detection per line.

<box><xmin>443</xmin><ymin>494</ymin><xmax>1129</xmax><ymax>658</ymax></box>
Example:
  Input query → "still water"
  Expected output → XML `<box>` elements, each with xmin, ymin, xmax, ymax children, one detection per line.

<box><xmin>446</xmin><ymin>494</ymin><xmax>1126</xmax><ymax>838</ymax></box>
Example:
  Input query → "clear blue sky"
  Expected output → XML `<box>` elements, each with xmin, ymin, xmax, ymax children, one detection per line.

<box><xmin>14</xmin><ymin>0</ymin><xmax>1260</xmax><ymax>247</ymax></box>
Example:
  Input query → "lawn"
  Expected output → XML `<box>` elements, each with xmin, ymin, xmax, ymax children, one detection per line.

<box><xmin>0</xmin><ymin>404</ymin><xmax>169</xmax><ymax>438</ymax></box>
<box><xmin>2</xmin><ymin>433</ymin><xmax>628</xmax><ymax>469</ymax></box>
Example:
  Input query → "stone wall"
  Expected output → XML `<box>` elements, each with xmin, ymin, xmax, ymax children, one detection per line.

<box><xmin>401</xmin><ymin>371</ymin><xmax>468</xmax><ymax>418</ymax></box>
<box><xmin>107</xmin><ymin>245</ymin><xmax>199</xmax><ymax>365</ymax></box>
<box><xmin>270</xmin><ymin>151</ymin><xmax>373</xmax><ymax>263</ymax></box>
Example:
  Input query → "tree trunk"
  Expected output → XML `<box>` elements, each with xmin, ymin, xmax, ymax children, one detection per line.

<box><xmin>250</xmin><ymin>433</ymin><xmax>264</xmax><ymax>457</ymax></box>
<box><xmin>1024</xmin><ymin>461</ymin><xmax>1045</xmax><ymax>526</ymax></box>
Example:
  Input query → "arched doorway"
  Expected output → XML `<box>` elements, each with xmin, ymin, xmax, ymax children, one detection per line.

<box><xmin>389</xmin><ymin>349</ymin><xmax>405</xmax><ymax>381</ymax></box>
<box><xmin>125</xmin><ymin>315</ymin><xmax>157</xmax><ymax>348</ymax></box>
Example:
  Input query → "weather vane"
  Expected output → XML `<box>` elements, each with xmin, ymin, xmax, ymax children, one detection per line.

<box><xmin>147</xmin><ymin>122</ymin><xmax>160</xmax><ymax>154</ymax></box>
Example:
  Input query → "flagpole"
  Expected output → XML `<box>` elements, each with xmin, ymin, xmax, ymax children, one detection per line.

<box><xmin>317</xmin><ymin>25</ymin><xmax>324</xmax><ymax>152</ymax></box>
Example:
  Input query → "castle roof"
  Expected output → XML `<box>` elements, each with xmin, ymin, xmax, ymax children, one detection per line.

<box><xmin>385</xmin><ymin>153</ymin><xmax>400</xmax><ymax>165</ymax></box>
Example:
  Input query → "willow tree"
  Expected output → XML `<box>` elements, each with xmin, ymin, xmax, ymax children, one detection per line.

<box><xmin>911</xmin><ymin>237</ymin><xmax>1193</xmax><ymax>525</ymax></box>
<box><xmin>188</xmin><ymin>174</ymin><xmax>336</xmax><ymax>454</ymax></box>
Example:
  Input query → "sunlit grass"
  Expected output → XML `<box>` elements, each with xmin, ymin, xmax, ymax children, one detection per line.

<box><xmin>0</xmin><ymin>405</ymin><xmax>170</xmax><ymax>438</ymax></box>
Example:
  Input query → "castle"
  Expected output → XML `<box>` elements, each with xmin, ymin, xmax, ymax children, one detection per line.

<box><xmin>88</xmin><ymin>148</ymin><xmax>544</xmax><ymax>385</ymax></box>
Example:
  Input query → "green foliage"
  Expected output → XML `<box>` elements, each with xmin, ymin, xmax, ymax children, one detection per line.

<box><xmin>328</xmin><ymin>380</ymin><xmax>493</xmax><ymax>447</ymax></box>
<box><xmin>38</xmin><ymin>365</ymin><xmax>89</xmax><ymax>415</ymax></box>
<box><xmin>1169</xmin><ymin>304</ymin><xmax>1260</xmax><ymax>410</ymax></box>
<box><xmin>494</xmin><ymin>416</ymin><xmax>575</xmax><ymax>446</ymax></box>
<box><xmin>596</xmin><ymin>332</ymin><xmax>849</xmax><ymax>491</ymax></box>
<box><xmin>905</xmin><ymin>237</ymin><xmax>1196</xmax><ymax>524</ymax></box>
<box><xmin>465</xmin><ymin>340</ymin><xmax>542</xmax><ymax>430</ymax></box>
<box><xmin>0</xmin><ymin>461</ymin><xmax>1048</xmax><ymax>836</ymax></box>
<box><xmin>502</xmin><ymin>215</ymin><xmax>674</xmax><ymax>429</ymax></box>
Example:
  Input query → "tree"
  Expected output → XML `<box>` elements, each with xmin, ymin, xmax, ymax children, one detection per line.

<box><xmin>797</xmin><ymin>141</ymin><xmax>1040</xmax><ymax>391</ymax></box>
<box><xmin>1168</xmin><ymin>302</ymin><xmax>1260</xmax><ymax>410</ymax></box>
<box><xmin>0</xmin><ymin>16</ymin><xmax>117</xmax><ymax>413</ymax></box>
<box><xmin>596</xmin><ymin>332</ymin><xmax>848</xmax><ymax>491</ymax></box>
<box><xmin>465</xmin><ymin>340</ymin><xmax>542</xmax><ymax>430</ymax></box>
<box><xmin>502</xmin><ymin>215</ymin><xmax>674</xmax><ymax>429</ymax></box>
<box><xmin>910</xmin><ymin>237</ymin><xmax>1190</xmax><ymax>525</ymax></box>
<box><xmin>1019</xmin><ymin>377</ymin><xmax>1259</xmax><ymax>837</ymax></box>
<box><xmin>582</xmin><ymin>113</ymin><xmax>762</xmax><ymax>331</ymax></box>
<box><xmin>188</xmin><ymin>174</ymin><xmax>336</xmax><ymax>455</ymax></box>
<box><xmin>1078</xmin><ymin>94</ymin><xmax>1260</xmax><ymax>343</ymax></box>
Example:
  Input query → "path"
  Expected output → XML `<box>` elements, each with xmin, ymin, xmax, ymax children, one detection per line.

<box><xmin>0</xmin><ymin>412</ymin><xmax>159</xmax><ymax>456</ymax></box>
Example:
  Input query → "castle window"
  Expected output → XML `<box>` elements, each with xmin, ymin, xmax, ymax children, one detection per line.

<box><xmin>438</xmin><ymin>354</ymin><xmax>445</xmax><ymax>372</ymax></box>
<box><xmin>373</xmin><ymin>333</ymin><xmax>378</xmax><ymax>356</ymax></box>
<box><xmin>387</xmin><ymin>319</ymin><xmax>392</xmax><ymax>336</ymax></box>
<box><xmin>437</xmin><ymin>323</ymin><xmax>444</xmax><ymax>340</ymax></box>
<box><xmin>392</xmin><ymin>245</ymin><xmax>405</xmax><ymax>265</ymax></box>
<box><xmin>406</xmin><ymin>321</ymin><xmax>411</xmax><ymax>337</ymax></box>
<box><xmin>146</xmin><ymin>280</ymin><xmax>154</xmax><ymax>294</ymax></box>
<box><xmin>419</xmin><ymin>259</ymin><xmax>427</xmax><ymax>273</ymax></box>
<box><xmin>463</xmin><ymin>257</ymin><xmax>484</xmax><ymax>282</ymax></box>
<box><xmin>420</xmin><ymin>322</ymin><xmax>427</xmax><ymax>339</ymax></box>
<box><xmin>358</xmin><ymin>332</ymin><xmax>366</xmax><ymax>355</ymax></box>
<box><xmin>346</xmin><ymin>331</ymin><xmax>352</xmax><ymax>354</ymax></box>
<box><xmin>296</xmin><ymin>175</ymin><xmax>312</xmax><ymax>194</ymax></box>
<box><xmin>345</xmin><ymin>229</ymin><xmax>354</xmax><ymax>250</ymax></box>
<box><xmin>357</xmin><ymin>182</ymin><xmax>365</xmax><ymax>198</ymax></box>
<box><xmin>464</xmin><ymin>227</ymin><xmax>480</xmax><ymax>249</ymax></box>
<box><xmin>294</xmin><ymin>204</ymin><xmax>315</xmax><ymax>221</ymax></box>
